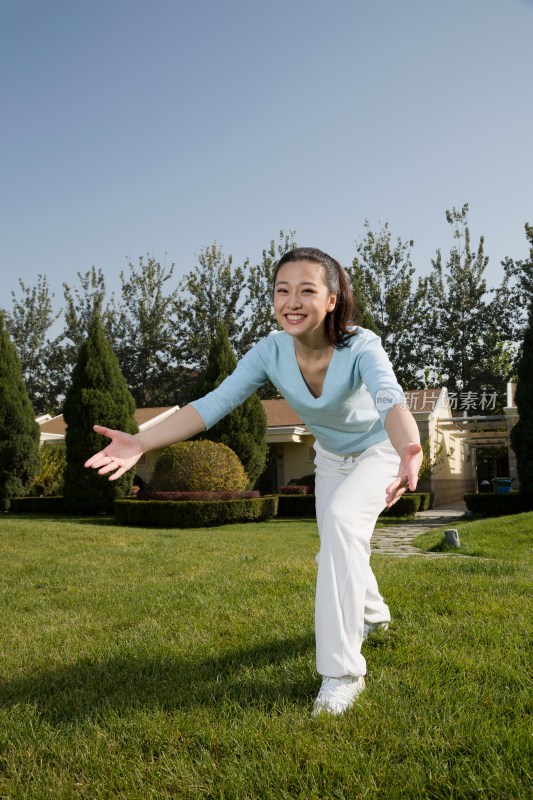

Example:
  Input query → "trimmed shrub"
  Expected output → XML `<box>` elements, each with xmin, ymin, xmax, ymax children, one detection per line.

<box><xmin>138</xmin><ymin>490</ymin><xmax>260</xmax><ymax>501</ymax></box>
<box><xmin>63</xmin><ymin>316</ymin><xmax>137</xmax><ymax>514</ymax></box>
<box><xmin>379</xmin><ymin>494</ymin><xmax>421</xmax><ymax>518</ymax></box>
<box><xmin>464</xmin><ymin>491</ymin><xmax>532</xmax><ymax>518</ymax></box>
<box><xmin>277</xmin><ymin>494</ymin><xmax>316</xmax><ymax>517</ymax></box>
<box><xmin>152</xmin><ymin>441</ymin><xmax>248</xmax><ymax>493</ymax></box>
<box><xmin>404</xmin><ymin>492</ymin><xmax>431</xmax><ymax>511</ymax></box>
<box><xmin>10</xmin><ymin>496</ymin><xmax>64</xmax><ymax>514</ymax></box>
<box><xmin>279</xmin><ymin>485</ymin><xmax>310</xmax><ymax>495</ymax></box>
<box><xmin>115</xmin><ymin>496</ymin><xmax>278</xmax><ymax>528</ymax></box>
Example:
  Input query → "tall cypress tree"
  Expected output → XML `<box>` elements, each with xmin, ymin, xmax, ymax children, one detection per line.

<box><xmin>0</xmin><ymin>312</ymin><xmax>41</xmax><ymax>510</ymax></box>
<box><xmin>510</xmin><ymin>300</ymin><xmax>533</xmax><ymax>501</ymax></box>
<box><xmin>195</xmin><ymin>321</ymin><xmax>268</xmax><ymax>488</ymax></box>
<box><xmin>63</xmin><ymin>316</ymin><xmax>137</xmax><ymax>514</ymax></box>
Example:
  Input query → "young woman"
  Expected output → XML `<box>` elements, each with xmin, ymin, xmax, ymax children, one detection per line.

<box><xmin>85</xmin><ymin>247</ymin><xmax>423</xmax><ymax>716</ymax></box>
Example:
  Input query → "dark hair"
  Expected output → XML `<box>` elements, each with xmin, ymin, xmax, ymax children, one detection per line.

<box><xmin>273</xmin><ymin>247</ymin><xmax>359</xmax><ymax>348</ymax></box>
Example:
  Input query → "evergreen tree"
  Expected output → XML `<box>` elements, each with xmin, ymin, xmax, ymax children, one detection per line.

<box><xmin>62</xmin><ymin>316</ymin><xmax>137</xmax><ymax>514</ymax></box>
<box><xmin>194</xmin><ymin>321</ymin><xmax>267</xmax><ymax>488</ymax></box>
<box><xmin>60</xmin><ymin>267</ymin><xmax>116</xmax><ymax>402</ymax></box>
<box><xmin>0</xmin><ymin>312</ymin><xmax>40</xmax><ymax>510</ymax></box>
<box><xmin>510</xmin><ymin>299</ymin><xmax>533</xmax><ymax>500</ymax></box>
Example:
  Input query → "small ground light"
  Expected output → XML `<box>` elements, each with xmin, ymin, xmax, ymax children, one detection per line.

<box><xmin>445</xmin><ymin>528</ymin><xmax>461</xmax><ymax>547</ymax></box>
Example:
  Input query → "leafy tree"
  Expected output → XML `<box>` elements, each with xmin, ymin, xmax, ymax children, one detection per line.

<box><xmin>241</xmin><ymin>231</ymin><xmax>296</xmax><ymax>349</ymax></box>
<box><xmin>499</xmin><ymin>223</ymin><xmax>533</xmax><ymax>368</ymax></box>
<box><xmin>62</xmin><ymin>316</ymin><xmax>137</xmax><ymax>514</ymax></box>
<box><xmin>423</xmin><ymin>205</ymin><xmax>511</xmax><ymax>411</ymax></box>
<box><xmin>113</xmin><ymin>256</ymin><xmax>190</xmax><ymax>406</ymax></box>
<box><xmin>0</xmin><ymin>312</ymin><xmax>41</xmax><ymax>510</ymax></box>
<box><xmin>346</xmin><ymin>221</ymin><xmax>428</xmax><ymax>388</ymax></box>
<box><xmin>176</xmin><ymin>243</ymin><xmax>248</xmax><ymax>372</ymax></box>
<box><xmin>194</xmin><ymin>321</ymin><xmax>267</xmax><ymax>488</ymax></box>
<box><xmin>241</xmin><ymin>231</ymin><xmax>297</xmax><ymax>399</ymax></box>
<box><xmin>510</xmin><ymin>298</ymin><xmax>533</xmax><ymax>500</ymax></box>
<box><xmin>5</xmin><ymin>275</ymin><xmax>63</xmax><ymax>414</ymax></box>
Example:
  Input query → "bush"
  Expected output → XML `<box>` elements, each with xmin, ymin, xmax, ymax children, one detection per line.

<box><xmin>28</xmin><ymin>446</ymin><xmax>66</xmax><ymax>496</ymax></box>
<box><xmin>10</xmin><ymin>496</ymin><xmax>64</xmax><ymax>514</ymax></box>
<box><xmin>115</xmin><ymin>496</ymin><xmax>278</xmax><ymax>528</ymax></box>
<box><xmin>277</xmin><ymin>494</ymin><xmax>316</xmax><ymax>517</ymax></box>
<box><xmin>138</xmin><ymin>490</ymin><xmax>260</xmax><ymax>501</ymax></box>
<box><xmin>152</xmin><ymin>441</ymin><xmax>248</xmax><ymax>493</ymax></box>
<box><xmin>279</xmin><ymin>485</ymin><xmax>310</xmax><ymax>495</ymax></box>
<box><xmin>379</xmin><ymin>494</ymin><xmax>421</xmax><ymax>518</ymax></box>
<box><xmin>464</xmin><ymin>491</ymin><xmax>532</xmax><ymax>518</ymax></box>
<box><xmin>404</xmin><ymin>492</ymin><xmax>431</xmax><ymax>511</ymax></box>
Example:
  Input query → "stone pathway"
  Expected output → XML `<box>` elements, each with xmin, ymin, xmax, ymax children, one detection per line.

<box><xmin>371</xmin><ymin>502</ymin><xmax>467</xmax><ymax>557</ymax></box>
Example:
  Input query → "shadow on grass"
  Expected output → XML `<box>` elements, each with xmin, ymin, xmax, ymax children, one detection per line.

<box><xmin>0</xmin><ymin>634</ymin><xmax>316</xmax><ymax>723</ymax></box>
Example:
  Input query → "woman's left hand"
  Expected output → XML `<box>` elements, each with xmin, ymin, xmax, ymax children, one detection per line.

<box><xmin>385</xmin><ymin>442</ymin><xmax>423</xmax><ymax>507</ymax></box>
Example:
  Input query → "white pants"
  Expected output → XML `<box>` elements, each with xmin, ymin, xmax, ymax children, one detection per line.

<box><xmin>314</xmin><ymin>438</ymin><xmax>400</xmax><ymax>678</ymax></box>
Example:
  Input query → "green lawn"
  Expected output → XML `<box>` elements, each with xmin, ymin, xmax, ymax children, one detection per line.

<box><xmin>0</xmin><ymin>513</ymin><xmax>531</xmax><ymax>799</ymax></box>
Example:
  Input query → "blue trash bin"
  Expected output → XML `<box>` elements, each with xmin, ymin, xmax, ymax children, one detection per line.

<box><xmin>492</xmin><ymin>477</ymin><xmax>513</xmax><ymax>494</ymax></box>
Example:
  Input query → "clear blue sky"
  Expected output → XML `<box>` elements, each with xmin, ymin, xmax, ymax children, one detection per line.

<box><xmin>1</xmin><ymin>0</ymin><xmax>532</xmax><ymax>310</ymax></box>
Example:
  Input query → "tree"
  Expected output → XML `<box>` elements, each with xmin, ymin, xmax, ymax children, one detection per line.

<box><xmin>62</xmin><ymin>316</ymin><xmax>137</xmax><ymax>514</ymax></box>
<box><xmin>113</xmin><ymin>256</ymin><xmax>189</xmax><ymax>406</ymax></box>
<box><xmin>346</xmin><ymin>221</ymin><xmax>428</xmax><ymax>388</ymax></box>
<box><xmin>0</xmin><ymin>312</ymin><xmax>41</xmax><ymax>510</ymax></box>
<box><xmin>498</xmin><ymin>223</ymin><xmax>533</xmax><ymax>369</ymax></box>
<box><xmin>510</xmin><ymin>299</ymin><xmax>533</xmax><ymax>499</ymax></box>
<box><xmin>194</xmin><ymin>321</ymin><xmax>267</xmax><ymax>488</ymax></box>
<box><xmin>60</xmin><ymin>267</ymin><xmax>116</xmax><ymax>401</ymax></box>
<box><xmin>423</xmin><ymin>205</ymin><xmax>511</xmax><ymax>412</ymax></box>
<box><xmin>5</xmin><ymin>275</ymin><xmax>63</xmax><ymax>415</ymax></box>
<box><xmin>241</xmin><ymin>231</ymin><xmax>297</xmax><ymax>399</ymax></box>
<box><xmin>175</xmin><ymin>243</ymin><xmax>248</xmax><ymax>373</ymax></box>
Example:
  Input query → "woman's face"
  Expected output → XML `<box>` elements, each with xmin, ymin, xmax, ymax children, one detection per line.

<box><xmin>273</xmin><ymin>260</ymin><xmax>337</xmax><ymax>342</ymax></box>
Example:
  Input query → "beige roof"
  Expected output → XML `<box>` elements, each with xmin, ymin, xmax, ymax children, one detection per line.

<box><xmin>38</xmin><ymin>407</ymin><xmax>175</xmax><ymax>435</ymax></box>
<box><xmin>261</xmin><ymin>399</ymin><xmax>303</xmax><ymax>427</ymax></box>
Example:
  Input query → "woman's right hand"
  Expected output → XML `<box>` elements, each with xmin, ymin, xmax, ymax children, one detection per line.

<box><xmin>84</xmin><ymin>425</ymin><xmax>144</xmax><ymax>481</ymax></box>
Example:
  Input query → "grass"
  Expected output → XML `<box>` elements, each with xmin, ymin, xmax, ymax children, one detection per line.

<box><xmin>0</xmin><ymin>512</ymin><xmax>531</xmax><ymax>799</ymax></box>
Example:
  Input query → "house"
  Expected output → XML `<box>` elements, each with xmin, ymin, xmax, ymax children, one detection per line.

<box><xmin>36</xmin><ymin>385</ymin><xmax>519</xmax><ymax>505</ymax></box>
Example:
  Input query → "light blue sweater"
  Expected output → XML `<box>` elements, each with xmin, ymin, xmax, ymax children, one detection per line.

<box><xmin>190</xmin><ymin>327</ymin><xmax>405</xmax><ymax>456</ymax></box>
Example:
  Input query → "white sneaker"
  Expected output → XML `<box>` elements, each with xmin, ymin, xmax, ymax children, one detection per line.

<box><xmin>312</xmin><ymin>675</ymin><xmax>366</xmax><ymax>716</ymax></box>
<box><xmin>363</xmin><ymin>621</ymin><xmax>389</xmax><ymax>641</ymax></box>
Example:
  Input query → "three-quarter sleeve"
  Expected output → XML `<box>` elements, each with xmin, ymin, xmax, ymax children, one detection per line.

<box><xmin>357</xmin><ymin>336</ymin><xmax>406</xmax><ymax>425</ymax></box>
<box><xmin>189</xmin><ymin>342</ymin><xmax>269</xmax><ymax>430</ymax></box>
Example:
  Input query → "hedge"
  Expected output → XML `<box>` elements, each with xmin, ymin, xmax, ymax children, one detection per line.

<box><xmin>114</xmin><ymin>496</ymin><xmax>278</xmax><ymax>528</ymax></box>
<box><xmin>464</xmin><ymin>491</ymin><xmax>532</xmax><ymax>518</ymax></box>
<box><xmin>138</xmin><ymin>490</ymin><xmax>260</xmax><ymax>501</ymax></box>
<box><xmin>404</xmin><ymin>492</ymin><xmax>432</xmax><ymax>511</ymax></box>
<box><xmin>10</xmin><ymin>496</ymin><xmax>65</xmax><ymax>514</ymax></box>
<box><xmin>379</xmin><ymin>494</ymin><xmax>421</xmax><ymax>518</ymax></box>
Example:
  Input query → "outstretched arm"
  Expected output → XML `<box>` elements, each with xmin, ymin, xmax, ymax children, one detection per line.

<box><xmin>384</xmin><ymin>403</ymin><xmax>423</xmax><ymax>507</ymax></box>
<box><xmin>84</xmin><ymin>405</ymin><xmax>206</xmax><ymax>481</ymax></box>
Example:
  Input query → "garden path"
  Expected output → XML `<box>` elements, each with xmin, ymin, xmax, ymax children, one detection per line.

<box><xmin>371</xmin><ymin>501</ymin><xmax>467</xmax><ymax>557</ymax></box>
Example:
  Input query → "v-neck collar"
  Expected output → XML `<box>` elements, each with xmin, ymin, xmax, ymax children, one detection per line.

<box><xmin>290</xmin><ymin>337</ymin><xmax>337</xmax><ymax>401</ymax></box>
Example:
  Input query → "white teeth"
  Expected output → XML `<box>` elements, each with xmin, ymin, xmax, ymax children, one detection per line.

<box><xmin>287</xmin><ymin>315</ymin><xmax>305</xmax><ymax>321</ymax></box>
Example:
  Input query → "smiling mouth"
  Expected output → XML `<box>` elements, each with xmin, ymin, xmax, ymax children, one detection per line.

<box><xmin>285</xmin><ymin>314</ymin><xmax>306</xmax><ymax>324</ymax></box>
